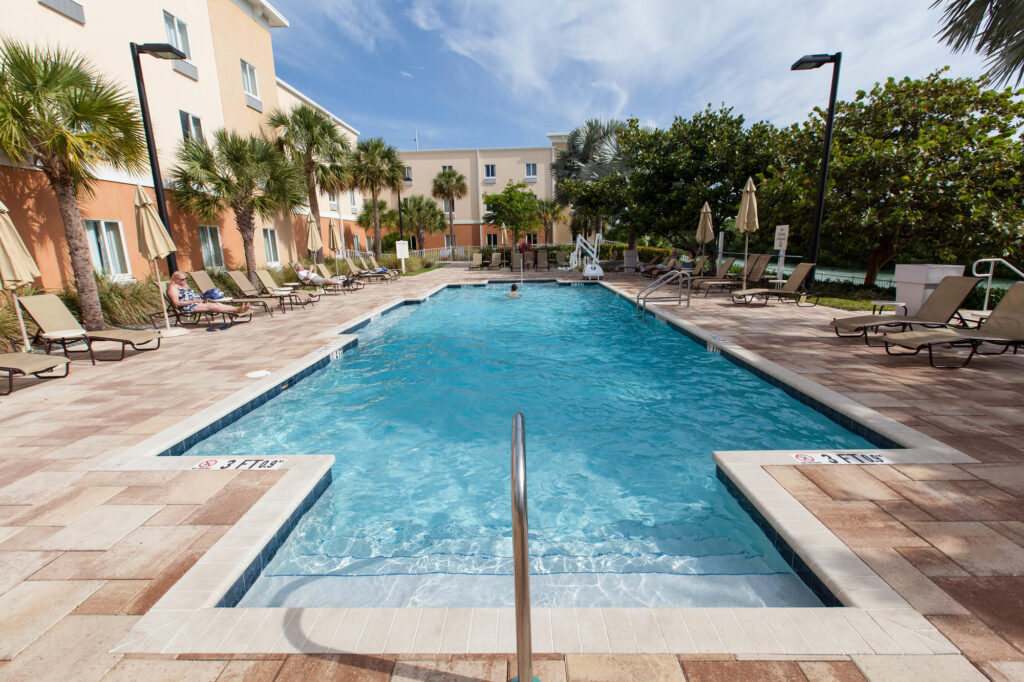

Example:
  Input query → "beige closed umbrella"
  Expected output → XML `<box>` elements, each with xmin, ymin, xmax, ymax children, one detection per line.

<box><xmin>305</xmin><ymin>213</ymin><xmax>323</xmax><ymax>260</ymax></box>
<box><xmin>134</xmin><ymin>185</ymin><xmax>188</xmax><ymax>337</ymax></box>
<box><xmin>0</xmin><ymin>199</ymin><xmax>41</xmax><ymax>351</ymax></box>
<box><xmin>327</xmin><ymin>219</ymin><xmax>343</xmax><ymax>276</ymax></box>
<box><xmin>696</xmin><ymin>201</ymin><xmax>715</xmax><ymax>270</ymax></box>
<box><xmin>735</xmin><ymin>177</ymin><xmax>760</xmax><ymax>289</ymax></box>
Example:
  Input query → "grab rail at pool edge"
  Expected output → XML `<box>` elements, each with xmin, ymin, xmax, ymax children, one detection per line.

<box><xmin>636</xmin><ymin>269</ymin><xmax>692</xmax><ymax>318</ymax></box>
<box><xmin>511</xmin><ymin>412</ymin><xmax>537</xmax><ymax>682</ymax></box>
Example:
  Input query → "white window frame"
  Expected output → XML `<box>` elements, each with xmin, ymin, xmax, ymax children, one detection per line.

<box><xmin>352</xmin><ymin>234</ymin><xmax>361</xmax><ymax>253</ymax></box>
<box><xmin>404</xmin><ymin>166</ymin><xmax>413</xmax><ymax>184</ymax></box>
<box><xmin>197</xmin><ymin>225</ymin><xmax>224</xmax><ymax>269</ymax></box>
<box><xmin>163</xmin><ymin>11</ymin><xmax>192</xmax><ymax>61</ymax></box>
<box><xmin>179</xmin><ymin>110</ymin><xmax>203</xmax><ymax>142</ymax></box>
<box><xmin>349</xmin><ymin>189</ymin><xmax>357</xmax><ymax>214</ymax></box>
<box><xmin>526</xmin><ymin>233</ymin><xmax>538</xmax><ymax>245</ymax></box>
<box><xmin>327</xmin><ymin>191</ymin><xmax>338</xmax><ymax>211</ymax></box>
<box><xmin>525</xmin><ymin>163</ymin><xmax>537</xmax><ymax>181</ymax></box>
<box><xmin>486</xmin><ymin>233</ymin><xmax>498</xmax><ymax>247</ymax></box>
<box><xmin>442</xmin><ymin>198</ymin><xmax>454</xmax><ymax>215</ymax></box>
<box><xmin>83</xmin><ymin>219</ymin><xmax>132</xmax><ymax>281</ymax></box>
<box><xmin>441</xmin><ymin>165</ymin><xmax>453</xmax><ymax>172</ymax></box>
<box><xmin>262</xmin><ymin>227</ymin><xmax>279</xmax><ymax>265</ymax></box>
<box><xmin>484</xmin><ymin>163</ymin><xmax>496</xmax><ymax>183</ymax></box>
<box><xmin>241</xmin><ymin>60</ymin><xmax>260</xmax><ymax>98</ymax></box>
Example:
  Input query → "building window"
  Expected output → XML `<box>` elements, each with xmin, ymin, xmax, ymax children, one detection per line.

<box><xmin>262</xmin><ymin>228</ymin><xmax>279</xmax><ymax>265</ymax></box>
<box><xmin>179</xmin><ymin>111</ymin><xmax>203</xmax><ymax>142</ymax></box>
<box><xmin>352</xmin><ymin>234</ymin><xmax>361</xmax><ymax>252</ymax></box>
<box><xmin>486</xmin><ymin>233</ymin><xmax>498</xmax><ymax>247</ymax></box>
<box><xmin>163</xmin><ymin>11</ymin><xmax>191</xmax><ymax>59</ymax></box>
<box><xmin>349</xmin><ymin>189</ymin><xmax>357</xmax><ymax>213</ymax></box>
<box><xmin>442</xmin><ymin>198</ymin><xmax>454</xmax><ymax>214</ymax></box>
<box><xmin>484</xmin><ymin>164</ymin><xmax>496</xmax><ymax>183</ymax></box>
<box><xmin>84</xmin><ymin>220</ymin><xmax>130</xmax><ymax>280</ymax></box>
<box><xmin>526</xmin><ymin>233</ymin><xmax>538</xmax><ymax>245</ymax></box>
<box><xmin>442</xmin><ymin>165</ymin><xmax>453</xmax><ymax>171</ymax></box>
<box><xmin>404</xmin><ymin>166</ymin><xmax>413</xmax><ymax>184</ymax></box>
<box><xmin>197</xmin><ymin>225</ymin><xmax>224</xmax><ymax>269</ymax></box>
<box><xmin>241</xmin><ymin>60</ymin><xmax>259</xmax><ymax>97</ymax></box>
<box><xmin>525</xmin><ymin>163</ymin><xmax>537</xmax><ymax>181</ymax></box>
<box><xmin>327</xmin><ymin>191</ymin><xmax>338</xmax><ymax>211</ymax></box>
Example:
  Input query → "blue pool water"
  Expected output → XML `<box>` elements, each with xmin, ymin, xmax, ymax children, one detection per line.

<box><xmin>186</xmin><ymin>283</ymin><xmax>874</xmax><ymax>608</ymax></box>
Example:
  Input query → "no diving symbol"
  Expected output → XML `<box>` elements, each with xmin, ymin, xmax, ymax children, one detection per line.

<box><xmin>794</xmin><ymin>454</ymin><xmax>816</xmax><ymax>463</ymax></box>
<box><xmin>197</xmin><ymin>459</ymin><xmax>217</xmax><ymax>469</ymax></box>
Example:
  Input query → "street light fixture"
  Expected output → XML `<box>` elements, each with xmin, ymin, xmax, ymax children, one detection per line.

<box><xmin>791</xmin><ymin>51</ymin><xmax>841</xmax><ymax>286</ymax></box>
<box><xmin>130</xmin><ymin>41</ymin><xmax>186</xmax><ymax>274</ymax></box>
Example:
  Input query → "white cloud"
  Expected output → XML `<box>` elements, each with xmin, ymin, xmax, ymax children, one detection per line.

<box><xmin>399</xmin><ymin>71</ymin><xmax>413</xmax><ymax>79</ymax></box>
<box><xmin>274</xmin><ymin>0</ymin><xmax>399</xmax><ymax>68</ymax></box>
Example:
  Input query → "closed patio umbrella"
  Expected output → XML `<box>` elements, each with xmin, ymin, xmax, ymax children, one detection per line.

<box><xmin>134</xmin><ymin>185</ymin><xmax>187</xmax><ymax>337</ymax></box>
<box><xmin>0</xmin><ymin>199</ymin><xmax>40</xmax><ymax>351</ymax></box>
<box><xmin>735</xmin><ymin>177</ymin><xmax>760</xmax><ymax>289</ymax></box>
<box><xmin>305</xmin><ymin>213</ymin><xmax>323</xmax><ymax>260</ymax></box>
<box><xmin>696</xmin><ymin>201</ymin><xmax>715</xmax><ymax>269</ymax></box>
<box><xmin>327</xmin><ymin>219</ymin><xmax>343</xmax><ymax>275</ymax></box>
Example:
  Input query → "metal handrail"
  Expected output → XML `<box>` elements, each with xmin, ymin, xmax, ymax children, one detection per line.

<box><xmin>636</xmin><ymin>270</ymin><xmax>692</xmax><ymax>318</ymax></box>
<box><xmin>510</xmin><ymin>412</ymin><xmax>535</xmax><ymax>682</ymax></box>
<box><xmin>972</xmin><ymin>258</ymin><xmax>1024</xmax><ymax>311</ymax></box>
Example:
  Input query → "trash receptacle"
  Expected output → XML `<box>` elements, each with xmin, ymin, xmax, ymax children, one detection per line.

<box><xmin>894</xmin><ymin>264</ymin><xmax>965</xmax><ymax>315</ymax></box>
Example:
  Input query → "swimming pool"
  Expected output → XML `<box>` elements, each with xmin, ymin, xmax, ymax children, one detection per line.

<box><xmin>185</xmin><ymin>283</ymin><xmax>875</xmax><ymax>608</ymax></box>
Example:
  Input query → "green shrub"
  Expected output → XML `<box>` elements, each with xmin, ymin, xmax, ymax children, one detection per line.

<box><xmin>59</xmin><ymin>274</ymin><xmax>161</xmax><ymax>328</ymax></box>
<box><xmin>0</xmin><ymin>289</ymin><xmax>42</xmax><ymax>351</ymax></box>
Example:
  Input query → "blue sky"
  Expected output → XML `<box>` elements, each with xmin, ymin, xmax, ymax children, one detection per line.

<box><xmin>269</xmin><ymin>0</ymin><xmax>991</xmax><ymax>151</ymax></box>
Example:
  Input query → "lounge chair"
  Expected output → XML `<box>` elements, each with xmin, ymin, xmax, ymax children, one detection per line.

<box><xmin>469</xmin><ymin>253</ymin><xmax>484</xmax><ymax>270</ymax></box>
<box><xmin>0</xmin><ymin>352</ymin><xmax>70</xmax><ymax>395</ymax></box>
<box><xmin>881</xmin><ymin>282</ymin><xmax>1024</xmax><ymax>368</ymax></box>
<box><xmin>641</xmin><ymin>258</ymin><xmax>679</xmax><ymax>279</ymax></box>
<box><xmin>488</xmin><ymin>252</ymin><xmax>505</xmax><ymax>269</ymax></box>
<box><xmin>17</xmin><ymin>294</ymin><xmax>161</xmax><ymax>364</ymax></box>
<box><xmin>361</xmin><ymin>256</ymin><xmax>397</xmax><ymax>281</ymax></box>
<box><xmin>155</xmin><ymin>287</ymin><xmax>252</xmax><ymax>328</ymax></box>
<box><xmin>256</xmin><ymin>270</ymin><xmax>319</xmax><ymax>306</ymax></box>
<box><xmin>555</xmin><ymin>251</ymin><xmax>568</xmax><ymax>268</ymax></box>
<box><xmin>368</xmin><ymin>255</ymin><xmax>400</xmax><ymax>280</ymax></box>
<box><xmin>692</xmin><ymin>257</ymin><xmax>736</xmax><ymax>282</ymax></box>
<box><xmin>730</xmin><ymin>262</ymin><xmax>819</xmax><ymax>306</ymax></box>
<box><xmin>317</xmin><ymin>263</ymin><xmax>363</xmax><ymax>291</ymax></box>
<box><xmin>345</xmin><ymin>257</ymin><xmax>388</xmax><ymax>282</ymax></box>
<box><xmin>829</xmin><ymin>275</ymin><xmax>981</xmax><ymax>345</ymax></box>
<box><xmin>537</xmin><ymin>250</ymin><xmax>550</xmax><ymax>270</ymax></box>
<box><xmin>695</xmin><ymin>254</ymin><xmax>770</xmax><ymax>296</ymax></box>
<box><xmin>189</xmin><ymin>270</ymin><xmax>272</xmax><ymax>316</ymax></box>
<box><xmin>676</xmin><ymin>255</ymin><xmax>707</xmax><ymax>276</ymax></box>
<box><xmin>510</xmin><ymin>251</ymin><xmax>523</xmax><ymax>271</ymax></box>
<box><xmin>227</xmin><ymin>270</ymin><xmax>291</xmax><ymax>312</ymax></box>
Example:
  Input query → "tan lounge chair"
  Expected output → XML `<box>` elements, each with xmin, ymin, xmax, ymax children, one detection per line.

<box><xmin>829</xmin><ymin>275</ymin><xmax>981</xmax><ymax>344</ymax></box>
<box><xmin>227</xmin><ymin>270</ymin><xmax>291</xmax><ymax>312</ymax></box>
<box><xmin>641</xmin><ymin>258</ymin><xmax>678</xmax><ymax>278</ymax></box>
<box><xmin>0</xmin><ymin>352</ymin><xmax>70</xmax><ymax>395</ymax></box>
<box><xmin>510</xmin><ymin>251</ymin><xmax>523</xmax><ymax>271</ymax></box>
<box><xmin>256</xmin><ymin>270</ymin><xmax>318</xmax><ymax>307</ymax></box>
<box><xmin>189</xmin><ymin>270</ymin><xmax>272</xmax><ymax>316</ymax></box>
<box><xmin>730</xmin><ymin>262</ymin><xmax>819</xmax><ymax>306</ymax></box>
<box><xmin>488</xmin><ymin>252</ymin><xmax>505</xmax><ymax>269</ymax></box>
<box><xmin>360</xmin><ymin>256</ymin><xmax>397</xmax><ymax>281</ymax></box>
<box><xmin>469</xmin><ymin>253</ymin><xmax>484</xmax><ymax>270</ymax></box>
<box><xmin>692</xmin><ymin>257</ymin><xmax>736</xmax><ymax>282</ymax></box>
<box><xmin>555</xmin><ymin>251</ymin><xmax>568</xmax><ymax>268</ymax></box>
<box><xmin>317</xmin><ymin>263</ymin><xmax>363</xmax><ymax>291</ymax></box>
<box><xmin>881</xmin><ymin>281</ymin><xmax>1024</xmax><ymax>368</ymax></box>
<box><xmin>695</xmin><ymin>254</ymin><xmax>770</xmax><ymax>296</ymax></box>
<box><xmin>537</xmin><ymin>250</ymin><xmax>550</xmax><ymax>270</ymax></box>
<box><xmin>18</xmin><ymin>294</ymin><xmax>160</xmax><ymax>364</ymax></box>
<box><xmin>368</xmin><ymin>255</ymin><xmax>400</xmax><ymax>280</ymax></box>
<box><xmin>345</xmin><ymin>257</ymin><xmax>387</xmax><ymax>282</ymax></box>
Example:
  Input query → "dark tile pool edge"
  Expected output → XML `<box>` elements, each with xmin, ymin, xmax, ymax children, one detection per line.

<box><xmin>716</xmin><ymin>467</ymin><xmax>841</xmax><ymax>607</ymax></box>
<box><xmin>216</xmin><ymin>468</ymin><xmax>333</xmax><ymax>607</ymax></box>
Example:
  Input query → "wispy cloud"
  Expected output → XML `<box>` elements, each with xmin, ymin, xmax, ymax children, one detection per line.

<box><xmin>399</xmin><ymin>70</ymin><xmax>413</xmax><ymax>79</ymax></box>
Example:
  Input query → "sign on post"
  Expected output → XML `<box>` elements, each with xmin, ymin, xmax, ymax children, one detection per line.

<box><xmin>774</xmin><ymin>225</ymin><xmax>789</xmax><ymax>277</ymax></box>
<box><xmin>395</xmin><ymin>240</ymin><xmax>409</xmax><ymax>273</ymax></box>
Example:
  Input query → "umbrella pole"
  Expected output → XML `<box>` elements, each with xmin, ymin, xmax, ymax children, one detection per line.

<box><xmin>12</xmin><ymin>291</ymin><xmax>31</xmax><ymax>353</ymax></box>
<box><xmin>743</xmin><ymin>233</ymin><xmax>749</xmax><ymax>290</ymax></box>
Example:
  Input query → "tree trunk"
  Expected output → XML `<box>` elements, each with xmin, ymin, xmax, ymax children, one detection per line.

<box><xmin>235</xmin><ymin>209</ymin><xmax>259</xmax><ymax>287</ymax></box>
<box><xmin>864</xmin><ymin>234</ymin><xmax>896</xmax><ymax>288</ymax></box>
<box><xmin>628</xmin><ymin>233</ymin><xmax>638</xmax><ymax>250</ymax></box>
<box><xmin>371</xmin><ymin>191</ymin><xmax>382</xmax><ymax>257</ymax></box>
<box><xmin>447</xmin><ymin>199</ymin><xmax>456</xmax><ymax>253</ymax></box>
<box><xmin>417</xmin><ymin>230</ymin><xmax>425</xmax><ymax>253</ymax></box>
<box><xmin>47</xmin><ymin>172</ymin><xmax>105</xmax><ymax>330</ymax></box>
<box><xmin>306</xmin><ymin>171</ymin><xmax>323</xmax><ymax>263</ymax></box>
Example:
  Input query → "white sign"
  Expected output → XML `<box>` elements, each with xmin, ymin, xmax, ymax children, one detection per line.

<box><xmin>395</xmin><ymin>240</ymin><xmax>409</xmax><ymax>259</ymax></box>
<box><xmin>192</xmin><ymin>457</ymin><xmax>286</xmax><ymax>470</ymax></box>
<box><xmin>774</xmin><ymin>224</ymin><xmax>790</xmax><ymax>251</ymax></box>
<box><xmin>791</xmin><ymin>452</ymin><xmax>891</xmax><ymax>465</ymax></box>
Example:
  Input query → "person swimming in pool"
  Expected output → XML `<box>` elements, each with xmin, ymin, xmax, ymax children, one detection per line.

<box><xmin>507</xmin><ymin>283</ymin><xmax>521</xmax><ymax>298</ymax></box>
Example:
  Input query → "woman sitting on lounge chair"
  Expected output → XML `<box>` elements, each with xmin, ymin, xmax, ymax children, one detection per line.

<box><xmin>293</xmin><ymin>263</ymin><xmax>348</xmax><ymax>287</ymax></box>
<box><xmin>167</xmin><ymin>272</ymin><xmax>250</xmax><ymax>316</ymax></box>
<box><xmin>641</xmin><ymin>252</ymin><xmax>678</xmax><ymax>274</ymax></box>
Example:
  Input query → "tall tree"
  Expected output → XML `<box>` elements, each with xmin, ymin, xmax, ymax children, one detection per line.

<box><xmin>535</xmin><ymin>197</ymin><xmax>564</xmax><ymax>245</ymax></box>
<box><xmin>0</xmin><ymin>41</ymin><xmax>145</xmax><ymax>330</ymax></box>
<box><xmin>267</xmin><ymin>103</ymin><xmax>350</xmax><ymax>262</ymax></box>
<box><xmin>552</xmin><ymin>118</ymin><xmax>626</xmax><ymax>196</ymax></box>
<box><xmin>431</xmin><ymin>168</ymin><xmax>468</xmax><ymax>252</ymax></box>
<box><xmin>401</xmin><ymin>194</ymin><xmax>447</xmax><ymax>251</ymax></box>
<box><xmin>171</xmin><ymin>129</ymin><xmax>305</xmax><ymax>285</ymax></box>
<box><xmin>483</xmin><ymin>181</ymin><xmax>540</xmax><ymax>244</ymax></box>
<box><xmin>357</xmin><ymin>200</ymin><xmax>398</xmax><ymax>236</ymax></box>
<box><xmin>932</xmin><ymin>0</ymin><xmax>1024</xmax><ymax>85</ymax></box>
<box><xmin>348</xmin><ymin>138</ymin><xmax>404</xmax><ymax>257</ymax></box>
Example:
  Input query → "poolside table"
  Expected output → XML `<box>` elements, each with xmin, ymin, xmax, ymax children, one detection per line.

<box><xmin>870</xmin><ymin>300</ymin><xmax>907</xmax><ymax>315</ymax></box>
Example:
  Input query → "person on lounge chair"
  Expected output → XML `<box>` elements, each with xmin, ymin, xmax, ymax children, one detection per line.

<box><xmin>168</xmin><ymin>272</ymin><xmax>250</xmax><ymax>316</ymax></box>
<box><xmin>641</xmin><ymin>252</ymin><xmax>678</xmax><ymax>274</ymax></box>
<box><xmin>293</xmin><ymin>263</ymin><xmax>347</xmax><ymax>288</ymax></box>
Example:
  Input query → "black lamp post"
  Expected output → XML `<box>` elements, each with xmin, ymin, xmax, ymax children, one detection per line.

<box><xmin>130</xmin><ymin>42</ymin><xmax>186</xmax><ymax>274</ymax></box>
<box><xmin>791</xmin><ymin>51</ymin><xmax>841</xmax><ymax>286</ymax></box>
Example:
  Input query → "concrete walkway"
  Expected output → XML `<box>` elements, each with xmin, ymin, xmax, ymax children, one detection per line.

<box><xmin>0</xmin><ymin>265</ymin><xmax>1020</xmax><ymax>681</ymax></box>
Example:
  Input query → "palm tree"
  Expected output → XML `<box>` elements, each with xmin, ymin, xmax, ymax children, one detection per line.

<box><xmin>535</xmin><ymin>197</ymin><xmax>564</xmax><ymax>245</ymax></box>
<box><xmin>357</xmin><ymin>200</ymin><xmax>398</xmax><ymax>248</ymax></box>
<box><xmin>267</xmin><ymin>104</ymin><xmax>350</xmax><ymax>262</ymax></box>
<box><xmin>552</xmin><ymin>118</ymin><xmax>626</xmax><ymax>203</ymax></box>
<box><xmin>171</xmin><ymin>129</ymin><xmax>304</xmax><ymax>285</ymax></box>
<box><xmin>932</xmin><ymin>0</ymin><xmax>1024</xmax><ymax>86</ymax></box>
<box><xmin>431</xmin><ymin>168</ymin><xmax>468</xmax><ymax>254</ymax></box>
<box><xmin>348</xmin><ymin>138</ymin><xmax>404</xmax><ymax>257</ymax></box>
<box><xmin>401</xmin><ymin>194</ymin><xmax>448</xmax><ymax>250</ymax></box>
<box><xmin>0</xmin><ymin>41</ymin><xmax>145</xmax><ymax>330</ymax></box>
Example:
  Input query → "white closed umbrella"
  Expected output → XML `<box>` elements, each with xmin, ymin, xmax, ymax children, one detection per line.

<box><xmin>0</xmin><ymin>199</ymin><xmax>40</xmax><ymax>351</ymax></box>
<box><xmin>735</xmin><ymin>177</ymin><xmax>759</xmax><ymax>289</ymax></box>
<box><xmin>696</xmin><ymin>201</ymin><xmax>715</xmax><ymax>270</ymax></box>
